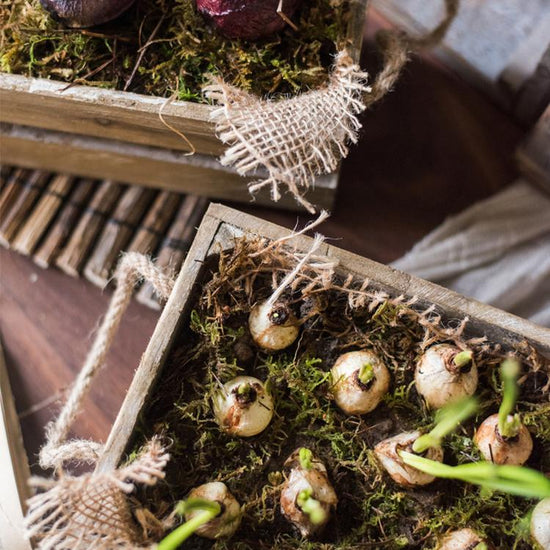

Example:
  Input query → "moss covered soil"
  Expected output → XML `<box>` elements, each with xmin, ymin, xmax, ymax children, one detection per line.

<box><xmin>1</xmin><ymin>0</ymin><xmax>352</xmax><ymax>101</ymax></box>
<box><xmin>126</xmin><ymin>238</ymin><xmax>550</xmax><ymax>549</ymax></box>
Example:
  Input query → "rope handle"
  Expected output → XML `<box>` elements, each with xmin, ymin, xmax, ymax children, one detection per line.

<box><xmin>39</xmin><ymin>253</ymin><xmax>176</xmax><ymax>472</ymax></box>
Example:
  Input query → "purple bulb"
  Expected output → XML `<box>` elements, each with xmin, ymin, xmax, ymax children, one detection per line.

<box><xmin>196</xmin><ymin>0</ymin><xmax>304</xmax><ymax>40</ymax></box>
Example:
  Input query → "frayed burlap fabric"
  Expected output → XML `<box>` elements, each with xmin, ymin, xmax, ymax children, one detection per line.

<box><xmin>205</xmin><ymin>52</ymin><xmax>370</xmax><ymax>213</ymax></box>
<box><xmin>205</xmin><ymin>0</ymin><xmax>459</xmax><ymax>212</ymax></box>
<box><xmin>25</xmin><ymin>253</ymin><xmax>176</xmax><ymax>549</ymax></box>
<box><xmin>25</xmin><ymin>439</ymin><xmax>169</xmax><ymax>550</ymax></box>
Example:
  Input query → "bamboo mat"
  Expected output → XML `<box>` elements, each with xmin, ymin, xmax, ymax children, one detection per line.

<box><xmin>0</xmin><ymin>165</ymin><xmax>209</xmax><ymax>309</ymax></box>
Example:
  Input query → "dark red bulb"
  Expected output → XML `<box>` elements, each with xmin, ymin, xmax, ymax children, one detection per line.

<box><xmin>196</xmin><ymin>0</ymin><xmax>304</xmax><ymax>40</ymax></box>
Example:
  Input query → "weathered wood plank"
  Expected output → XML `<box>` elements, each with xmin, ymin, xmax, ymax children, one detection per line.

<box><xmin>0</xmin><ymin>341</ymin><xmax>32</xmax><ymax>550</ymax></box>
<box><xmin>0</xmin><ymin>123</ymin><xmax>338</xmax><ymax>211</ymax></box>
<box><xmin>0</xmin><ymin>73</ymin><xmax>222</xmax><ymax>156</ymax></box>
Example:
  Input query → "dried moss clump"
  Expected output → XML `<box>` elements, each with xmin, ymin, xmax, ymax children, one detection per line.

<box><xmin>128</xmin><ymin>238</ymin><xmax>549</xmax><ymax>549</ymax></box>
<box><xmin>1</xmin><ymin>0</ymin><xmax>352</xmax><ymax>100</ymax></box>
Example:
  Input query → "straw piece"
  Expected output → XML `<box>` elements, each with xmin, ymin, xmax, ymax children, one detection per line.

<box><xmin>83</xmin><ymin>186</ymin><xmax>156</xmax><ymax>288</ymax></box>
<box><xmin>0</xmin><ymin>170</ymin><xmax>50</xmax><ymax>248</ymax></box>
<box><xmin>56</xmin><ymin>180</ymin><xmax>124</xmax><ymax>277</ymax></box>
<box><xmin>126</xmin><ymin>191</ymin><xmax>181</xmax><ymax>256</ymax></box>
<box><xmin>0</xmin><ymin>168</ymin><xmax>31</xmax><ymax>233</ymax></box>
<box><xmin>136</xmin><ymin>195</ymin><xmax>208</xmax><ymax>309</ymax></box>
<box><xmin>33</xmin><ymin>178</ymin><xmax>96</xmax><ymax>269</ymax></box>
<box><xmin>11</xmin><ymin>174</ymin><xmax>75</xmax><ymax>256</ymax></box>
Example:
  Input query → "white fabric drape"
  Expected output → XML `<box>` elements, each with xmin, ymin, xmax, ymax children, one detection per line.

<box><xmin>392</xmin><ymin>181</ymin><xmax>550</xmax><ymax>327</ymax></box>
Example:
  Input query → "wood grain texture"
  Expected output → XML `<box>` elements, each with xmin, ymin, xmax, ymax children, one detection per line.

<box><xmin>83</xmin><ymin>186</ymin><xmax>155</xmax><ymax>287</ymax></box>
<box><xmin>0</xmin><ymin>170</ymin><xmax>50</xmax><ymax>248</ymax></box>
<box><xmin>0</xmin><ymin>341</ymin><xmax>32</xmax><ymax>550</ymax></box>
<box><xmin>33</xmin><ymin>178</ymin><xmax>96</xmax><ymax>269</ymax></box>
<box><xmin>11</xmin><ymin>174</ymin><xmax>75</xmax><ymax>256</ymax></box>
<box><xmin>0</xmin><ymin>123</ymin><xmax>338</xmax><ymax>212</ymax></box>
<box><xmin>55</xmin><ymin>180</ymin><xmax>124</xmax><ymax>276</ymax></box>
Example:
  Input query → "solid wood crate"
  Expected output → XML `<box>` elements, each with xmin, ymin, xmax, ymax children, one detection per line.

<box><xmin>0</xmin><ymin>0</ymin><xmax>368</xmax><ymax>211</ymax></box>
<box><xmin>97</xmin><ymin>203</ymin><xmax>550</xmax><ymax>473</ymax></box>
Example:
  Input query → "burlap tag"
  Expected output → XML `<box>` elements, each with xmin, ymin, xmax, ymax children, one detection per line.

<box><xmin>205</xmin><ymin>52</ymin><xmax>370</xmax><ymax>213</ymax></box>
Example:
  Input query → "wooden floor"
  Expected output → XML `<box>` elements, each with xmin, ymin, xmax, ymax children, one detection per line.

<box><xmin>0</xmin><ymin>16</ymin><xmax>524</xmax><ymax>474</ymax></box>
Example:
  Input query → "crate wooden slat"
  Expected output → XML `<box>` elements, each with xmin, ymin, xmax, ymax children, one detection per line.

<box><xmin>0</xmin><ymin>123</ymin><xmax>339</xmax><ymax>211</ymax></box>
<box><xmin>97</xmin><ymin>203</ymin><xmax>550</xmax><ymax>473</ymax></box>
<box><xmin>0</xmin><ymin>341</ymin><xmax>32</xmax><ymax>550</ymax></box>
<box><xmin>0</xmin><ymin>0</ymin><xmax>369</xmax><ymax>209</ymax></box>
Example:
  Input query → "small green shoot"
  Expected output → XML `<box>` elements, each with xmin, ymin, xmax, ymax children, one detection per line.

<box><xmin>399</xmin><ymin>452</ymin><xmax>550</xmax><ymax>499</ymax></box>
<box><xmin>498</xmin><ymin>358</ymin><xmax>522</xmax><ymax>439</ymax></box>
<box><xmin>474</xmin><ymin>543</ymin><xmax>488</xmax><ymax>550</ymax></box>
<box><xmin>299</xmin><ymin>447</ymin><xmax>314</xmax><ymax>470</ymax></box>
<box><xmin>297</xmin><ymin>488</ymin><xmax>327</xmax><ymax>525</ymax></box>
<box><xmin>413</xmin><ymin>397</ymin><xmax>478</xmax><ymax>454</ymax></box>
<box><xmin>358</xmin><ymin>363</ymin><xmax>375</xmax><ymax>385</ymax></box>
<box><xmin>453</xmin><ymin>350</ymin><xmax>473</xmax><ymax>369</ymax></box>
<box><xmin>157</xmin><ymin>498</ymin><xmax>221</xmax><ymax>550</ymax></box>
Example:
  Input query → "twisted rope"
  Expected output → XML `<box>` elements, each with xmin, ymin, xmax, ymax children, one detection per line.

<box><xmin>40</xmin><ymin>253</ymin><xmax>175</xmax><ymax>471</ymax></box>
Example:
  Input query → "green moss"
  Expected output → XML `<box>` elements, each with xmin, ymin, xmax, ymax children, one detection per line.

<box><xmin>126</xmin><ymin>238</ymin><xmax>548</xmax><ymax>549</ymax></box>
<box><xmin>1</xmin><ymin>0</ymin><xmax>352</xmax><ymax>100</ymax></box>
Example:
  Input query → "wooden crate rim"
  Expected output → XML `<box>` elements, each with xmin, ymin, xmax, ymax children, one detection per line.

<box><xmin>97</xmin><ymin>203</ymin><xmax>550</xmax><ymax>472</ymax></box>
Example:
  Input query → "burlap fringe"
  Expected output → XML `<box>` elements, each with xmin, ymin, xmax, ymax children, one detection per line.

<box><xmin>26</xmin><ymin>438</ymin><xmax>169</xmax><ymax>550</ymax></box>
<box><xmin>205</xmin><ymin>52</ymin><xmax>370</xmax><ymax>213</ymax></box>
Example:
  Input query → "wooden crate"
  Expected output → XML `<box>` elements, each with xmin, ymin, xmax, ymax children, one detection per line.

<box><xmin>97</xmin><ymin>203</ymin><xmax>550</xmax><ymax>472</ymax></box>
<box><xmin>0</xmin><ymin>341</ymin><xmax>32</xmax><ymax>550</ymax></box>
<box><xmin>0</xmin><ymin>0</ymin><xmax>368</xmax><ymax>211</ymax></box>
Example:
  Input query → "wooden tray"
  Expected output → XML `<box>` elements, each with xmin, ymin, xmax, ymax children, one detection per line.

<box><xmin>0</xmin><ymin>0</ymin><xmax>368</xmax><ymax>211</ymax></box>
<box><xmin>97</xmin><ymin>203</ymin><xmax>550</xmax><ymax>472</ymax></box>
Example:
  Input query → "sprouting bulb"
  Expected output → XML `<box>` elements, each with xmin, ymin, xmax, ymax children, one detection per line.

<box><xmin>280</xmin><ymin>448</ymin><xmax>338</xmax><ymax>537</ymax></box>
<box><xmin>415</xmin><ymin>344</ymin><xmax>478</xmax><ymax>408</ymax></box>
<box><xmin>330</xmin><ymin>350</ymin><xmax>391</xmax><ymax>415</ymax></box>
<box><xmin>374</xmin><ymin>431</ymin><xmax>444</xmax><ymax>487</ymax></box>
<box><xmin>184</xmin><ymin>482</ymin><xmax>241</xmax><ymax>539</ymax></box>
<box><xmin>249</xmin><ymin>300</ymin><xmax>299</xmax><ymax>351</ymax></box>
<box><xmin>212</xmin><ymin>376</ymin><xmax>274</xmax><ymax>437</ymax></box>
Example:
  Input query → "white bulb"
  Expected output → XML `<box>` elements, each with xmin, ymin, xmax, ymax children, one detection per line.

<box><xmin>415</xmin><ymin>344</ymin><xmax>478</xmax><ymax>409</ymax></box>
<box><xmin>437</xmin><ymin>528</ymin><xmax>490</xmax><ymax>549</ymax></box>
<box><xmin>330</xmin><ymin>350</ymin><xmax>391</xmax><ymax>415</ymax></box>
<box><xmin>212</xmin><ymin>376</ymin><xmax>273</xmax><ymax>437</ymax></box>
<box><xmin>531</xmin><ymin>498</ymin><xmax>550</xmax><ymax>550</ymax></box>
<box><xmin>374</xmin><ymin>430</ymin><xmax>444</xmax><ymax>487</ymax></box>
<box><xmin>280</xmin><ymin>449</ymin><xmax>338</xmax><ymax>537</ymax></box>
<box><xmin>248</xmin><ymin>301</ymin><xmax>299</xmax><ymax>351</ymax></box>
<box><xmin>185</xmin><ymin>481</ymin><xmax>241</xmax><ymax>539</ymax></box>
<box><xmin>474</xmin><ymin>414</ymin><xmax>533</xmax><ymax>465</ymax></box>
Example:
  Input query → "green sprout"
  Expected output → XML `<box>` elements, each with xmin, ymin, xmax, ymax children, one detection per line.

<box><xmin>474</xmin><ymin>544</ymin><xmax>488</xmax><ymax>550</ymax></box>
<box><xmin>299</xmin><ymin>447</ymin><xmax>314</xmax><ymax>470</ymax></box>
<box><xmin>358</xmin><ymin>363</ymin><xmax>375</xmax><ymax>385</ymax></box>
<box><xmin>297</xmin><ymin>488</ymin><xmax>327</xmax><ymax>525</ymax></box>
<box><xmin>413</xmin><ymin>396</ymin><xmax>478</xmax><ymax>454</ymax></box>
<box><xmin>399</xmin><ymin>452</ymin><xmax>550</xmax><ymax>499</ymax></box>
<box><xmin>157</xmin><ymin>498</ymin><xmax>221</xmax><ymax>550</ymax></box>
<box><xmin>453</xmin><ymin>350</ymin><xmax>473</xmax><ymax>368</ymax></box>
<box><xmin>498</xmin><ymin>358</ymin><xmax>522</xmax><ymax>439</ymax></box>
